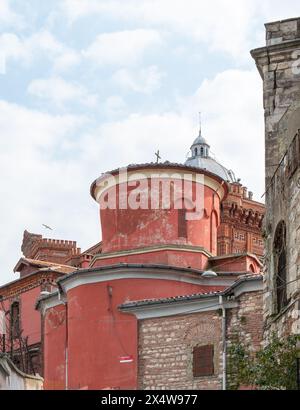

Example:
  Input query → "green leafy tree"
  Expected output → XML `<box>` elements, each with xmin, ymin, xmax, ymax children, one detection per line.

<box><xmin>228</xmin><ymin>334</ymin><xmax>300</xmax><ymax>390</ymax></box>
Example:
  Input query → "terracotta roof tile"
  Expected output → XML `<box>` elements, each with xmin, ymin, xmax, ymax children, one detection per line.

<box><xmin>14</xmin><ymin>257</ymin><xmax>77</xmax><ymax>274</ymax></box>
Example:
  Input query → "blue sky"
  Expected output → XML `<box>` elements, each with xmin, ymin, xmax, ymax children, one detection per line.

<box><xmin>1</xmin><ymin>0</ymin><xmax>300</xmax><ymax>285</ymax></box>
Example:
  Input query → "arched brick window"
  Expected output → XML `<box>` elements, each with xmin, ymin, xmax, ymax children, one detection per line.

<box><xmin>273</xmin><ymin>221</ymin><xmax>288</xmax><ymax>313</ymax></box>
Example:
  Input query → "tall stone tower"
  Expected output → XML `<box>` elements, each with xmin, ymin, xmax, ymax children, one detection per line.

<box><xmin>251</xmin><ymin>18</ymin><xmax>300</xmax><ymax>337</ymax></box>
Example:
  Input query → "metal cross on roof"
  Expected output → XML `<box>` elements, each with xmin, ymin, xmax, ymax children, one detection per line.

<box><xmin>155</xmin><ymin>150</ymin><xmax>161</xmax><ymax>163</ymax></box>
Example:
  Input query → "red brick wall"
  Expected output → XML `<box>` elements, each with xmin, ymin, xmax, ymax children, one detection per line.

<box><xmin>218</xmin><ymin>183</ymin><xmax>265</xmax><ymax>259</ymax></box>
<box><xmin>0</xmin><ymin>271</ymin><xmax>62</xmax><ymax>377</ymax></box>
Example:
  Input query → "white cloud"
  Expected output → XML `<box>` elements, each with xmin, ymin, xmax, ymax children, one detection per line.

<box><xmin>53</xmin><ymin>50</ymin><xmax>81</xmax><ymax>72</ymax></box>
<box><xmin>0</xmin><ymin>0</ymin><xmax>23</xmax><ymax>28</ymax></box>
<box><xmin>61</xmin><ymin>0</ymin><xmax>300</xmax><ymax>60</ymax></box>
<box><xmin>89</xmin><ymin>113</ymin><xmax>194</xmax><ymax>166</ymax></box>
<box><xmin>28</xmin><ymin>77</ymin><xmax>98</xmax><ymax>108</ymax></box>
<box><xmin>84</xmin><ymin>69</ymin><xmax>265</xmax><ymax>198</ymax></box>
<box><xmin>61</xmin><ymin>0</ymin><xmax>119</xmax><ymax>23</ymax></box>
<box><xmin>0</xmin><ymin>33</ymin><xmax>26</xmax><ymax>74</ymax></box>
<box><xmin>112</xmin><ymin>66</ymin><xmax>164</xmax><ymax>94</ymax></box>
<box><xmin>1</xmin><ymin>27</ymin><xmax>162</xmax><ymax>74</ymax></box>
<box><xmin>83</xmin><ymin>29</ymin><xmax>163</xmax><ymax>66</ymax></box>
<box><xmin>62</xmin><ymin>0</ymin><xmax>257</xmax><ymax>60</ymax></box>
<box><xmin>104</xmin><ymin>95</ymin><xmax>127</xmax><ymax>118</ymax></box>
<box><xmin>0</xmin><ymin>100</ymin><xmax>95</xmax><ymax>285</ymax></box>
<box><xmin>182</xmin><ymin>69</ymin><xmax>265</xmax><ymax>196</ymax></box>
<box><xmin>0</xmin><ymin>100</ymin><xmax>85</xmax><ymax>149</ymax></box>
<box><xmin>0</xmin><ymin>30</ymin><xmax>81</xmax><ymax>74</ymax></box>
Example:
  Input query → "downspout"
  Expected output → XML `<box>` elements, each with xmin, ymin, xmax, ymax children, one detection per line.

<box><xmin>59</xmin><ymin>289</ymin><xmax>68</xmax><ymax>391</ymax></box>
<box><xmin>219</xmin><ymin>295</ymin><xmax>227</xmax><ymax>391</ymax></box>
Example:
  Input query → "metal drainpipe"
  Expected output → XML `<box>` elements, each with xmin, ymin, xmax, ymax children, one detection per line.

<box><xmin>59</xmin><ymin>290</ymin><xmax>68</xmax><ymax>391</ymax></box>
<box><xmin>219</xmin><ymin>295</ymin><xmax>227</xmax><ymax>391</ymax></box>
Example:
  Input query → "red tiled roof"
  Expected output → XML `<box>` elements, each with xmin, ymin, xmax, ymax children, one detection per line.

<box><xmin>14</xmin><ymin>257</ymin><xmax>77</xmax><ymax>274</ymax></box>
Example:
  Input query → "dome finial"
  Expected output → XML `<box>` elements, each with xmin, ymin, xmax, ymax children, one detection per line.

<box><xmin>185</xmin><ymin>114</ymin><xmax>235</xmax><ymax>182</ymax></box>
<box><xmin>189</xmin><ymin>113</ymin><xmax>210</xmax><ymax>159</ymax></box>
<box><xmin>198</xmin><ymin>111</ymin><xmax>202</xmax><ymax>137</ymax></box>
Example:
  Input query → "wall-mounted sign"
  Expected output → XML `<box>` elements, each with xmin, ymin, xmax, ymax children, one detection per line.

<box><xmin>119</xmin><ymin>355</ymin><xmax>133</xmax><ymax>364</ymax></box>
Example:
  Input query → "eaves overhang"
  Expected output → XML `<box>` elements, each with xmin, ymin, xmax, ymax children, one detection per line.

<box><xmin>118</xmin><ymin>274</ymin><xmax>263</xmax><ymax>320</ymax></box>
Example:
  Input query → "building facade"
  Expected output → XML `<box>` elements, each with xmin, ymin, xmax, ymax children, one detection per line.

<box><xmin>1</xmin><ymin>131</ymin><xmax>265</xmax><ymax>390</ymax></box>
<box><xmin>121</xmin><ymin>276</ymin><xmax>263</xmax><ymax>390</ymax></box>
<box><xmin>0</xmin><ymin>117</ymin><xmax>265</xmax><ymax>389</ymax></box>
<box><xmin>35</xmin><ymin>133</ymin><xmax>264</xmax><ymax>390</ymax></box>
<box><xmin>0</xmin><ymin>233</ymin><xmax>79</xmax><ymax>376</ymax></box>
<box><xmin>218</xmin><ymin>182</ymin><xmax>264</xmax><ymax>260</ymax></box>
<box><xmin>252</xmin><ymin>17</ymin><xmax>300</xmax><ymax>338</ymax></box>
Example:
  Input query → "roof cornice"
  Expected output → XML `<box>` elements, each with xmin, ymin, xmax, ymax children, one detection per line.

<box><xmin>90</xmin><ymin>244</ymin><xmax>213</xmax><ymax>267</ymax></box>
<box><xmin>90</xmin><ymin>162</ymin><xmax>229</xmax><ymax>201</ymax></box>
<box><xmin>119</xmin><ymin>275</ymin><xmax>263</xmax><ymax>319</ymax></box>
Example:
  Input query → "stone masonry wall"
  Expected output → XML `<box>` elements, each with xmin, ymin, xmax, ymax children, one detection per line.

<box><xmin>227</xmin><ymin>292</ymin><xmax>264</xmax><ymax>352</ymax></box>
<box><xmin>251</xmin><ymin>18</ymin><xmax>300</xmax><ymax>338</ymax></box>
<box><xmin>138</xmin><ymin>311</ymin><xmax>223</xmax><ymax>390</ymax></box>
<box><xmin>137</xmin><ymin>290</ymin><xmax>263</xmax><ymax>390</ymax></box>
<box><xmin>226</xmin><ymin>292</ymin><xmax>264</xmax><ymax>388</ymax></box>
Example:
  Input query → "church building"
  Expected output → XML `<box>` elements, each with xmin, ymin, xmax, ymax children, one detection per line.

<box><xmin>0</xmin><ymin>110</ymin><xmax>265</xmax><ymax>389</ymax></box>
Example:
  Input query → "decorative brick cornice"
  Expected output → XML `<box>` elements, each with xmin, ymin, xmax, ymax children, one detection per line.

<box><xmin>0</xmin><ymin>271</ymin><xmax>62</xmax><ymax>300</ymax></box>
<box><xmin>221</xmin><ymin>203</ymin><xmax>264</xmax><ymax>229</ymax></box>
<box><xmin>20</xmin><ymin>230</ymin><xmax>81</xmax><ymax>264</ymax></box>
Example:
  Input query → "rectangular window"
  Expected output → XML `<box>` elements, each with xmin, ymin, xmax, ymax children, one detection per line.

<box><xmin>178</xmin><ymin>209</ymin><xmax>187</xmax><ymax>238</ymax></box>
<box><xmin>286</xmin><ymin>131</ymin><xmax>300</xmax><ymax>179</ymax></box>
<box><xmin>193</xmin><ymin>345</ymin><xmax>214</xmax><ymax>378</ymax></box>
<box><xmin>11</xmin><ymin>302</ymin><xmax>20</xmax><ymax>340</ymax></box>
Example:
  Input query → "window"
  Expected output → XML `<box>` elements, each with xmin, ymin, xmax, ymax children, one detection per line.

<box><xmin>210</xmin><ymin>211</ymin><xmax>218</xmax><ymax>255</ymax></box>
<box><xmin>178</xmin><ymin>208</ymin><xmax>187</xmax><ymax>238</ymax></box>
<box><xmin>273</xmin><ymin>221</ymin><xmax>288</xmax><ymax>313</ymax></box>
<box><xmin>10</xmin><ymin>302</ymin><xmax>20</xmax><ymax>340</ymax></box>
<box><xmin>200</xmin><ymin>147</ymin><xmax>204</xmax><ymax>157</ymax></box>
<box><xmin>194</xmin><ymin>148</ymin><xmax>198</xmax><ymax>156</ymax></box>
<box><xmin>288</xmin><ymin>132</ymin><xmax>300</xmax><ymax>178</ymax></box>
<box><xmin>193</xmin><ymin>345</ymin><xmax>214</xmax><ymax>378</ymax></box>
